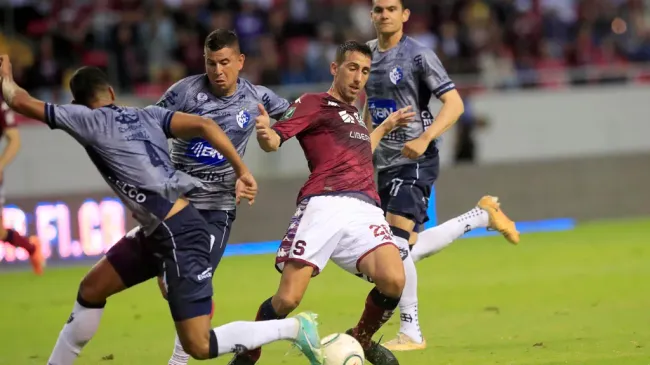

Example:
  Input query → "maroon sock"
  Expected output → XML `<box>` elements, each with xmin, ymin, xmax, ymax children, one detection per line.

<box><xmin>5</xmin><ymin>229</ymin><xmax>35</xmax><ymax>255</ymax></box>
<box><xmin>242</xmin><ymin>297</ymin><xmax>285</xmax><ymax>362</ymax></box>
<box><xmin>352</xmin><ymin>288</ymin><xmax>401</xmax><ymax>349</ymax></box>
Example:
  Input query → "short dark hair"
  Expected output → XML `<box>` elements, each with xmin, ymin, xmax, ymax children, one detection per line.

<box><xmin>336</xmin><ymin>40</ymin><xmax>372</xmax><ymax>65</ymax></box>
<box><xmin>373</xmin><ymin>0</ymin><xmax>407</xmax><ymax>9</ymax></box>
<box><xmin>205</xmin><ymin>29</ymin><xmax>240</xmax><ymax>52</ymax></box>
<box><xmin>69</xmin><ymin>67</ymin><xmax>111</xmax><ymax>106</ymax></box>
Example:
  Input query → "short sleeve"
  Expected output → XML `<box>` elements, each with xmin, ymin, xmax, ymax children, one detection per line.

<box><xmin>44</xmin><ymin>103</ymin><xmax>100</xmax><ymax>143</ymax></box>
<box><xmin>256</xmin><ymin>85</ymin><xmax>290</xmax><ymax>120</ymax></box>
<box><xmin>144</xmin><ymin>105</ymin><xmax>176</xmax><ymax>138</ymax></box>
<box><xmin>156</xmin><ymin>80</ymin><xmax>187</xmax><ymax>112</ymax></box>
<box><xmin>271</xmin><ymin>95</ymin><xmax>319</xmax><ymax>145</ymax></box>
<box><xmin>418</xmin><ymin>48</ymin><xmax>455</xmax><ymax>98</ymax></box>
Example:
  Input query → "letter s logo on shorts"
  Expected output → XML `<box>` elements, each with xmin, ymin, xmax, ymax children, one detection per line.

<box><xmin>368</xmin><ymin>98</ymin><xmax>397</xmax><ymax>127</ymax></box>
<box><xmin>185</xmin><ymin>139</ymin><xmax>227</xmax><ymax>166</ymax></box>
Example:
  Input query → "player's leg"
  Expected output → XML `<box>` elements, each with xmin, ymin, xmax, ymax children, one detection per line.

<box><xmin>377</xmin><ymin>165</ymin><xmax>427</xmax><ymax>349</ymax></box>
<box><xmin>165</xmin><ymin>206</ymin><xmax>323</xmax><ymax>364</ymax></box>
<box><xmin>410</xmin><ymin>196</ymin><xmax>520</xmax><ymax>262</ymax></box>
<box><xmin>0</xmin><ymin>187</ymin><xmax>45</xmax><ymax>274</ymax></box>
<box><xmin>229</xmin><ymin>197</ymin><xmax>340</xmax><ymax>365</ymax></box>
<box><xmin>47</xmin><ymin>227</ymin><xmax>158</xmax><ymax>365</ymax></box>
<box><xmin>165</xmin><ymin>210</ymin><xmax>234</xmax><ymax>365</ymax></box>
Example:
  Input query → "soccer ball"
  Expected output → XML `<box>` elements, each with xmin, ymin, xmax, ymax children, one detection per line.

<box><xmin>321</xmin><ymin>333</ymin><xmax>365</xmax><ymax>365</ymax></box>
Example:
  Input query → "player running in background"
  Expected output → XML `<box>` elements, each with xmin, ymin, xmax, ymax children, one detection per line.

<box><xmin>0</xmin><ymin>97</ymin><xmax>44</xmax><ymax>274</ymax></box>
<box><xmin>155</xmin><ymin>29</ymin><xmax>290</xmax><ymax>365</ymax></box>
<box><xmin>0</xmin><ymin>57</ymin><xmax>323</xmax><ymax>365</ymax></box>
<box><xmin>228</xmin><ymin>41</ymin><xmax>414</xmax><ymax>365</ymax></box>
<box><xmin>365</xmin><ymin>0</ymin><xmax>520</xmax><ymax>351</ymax></box>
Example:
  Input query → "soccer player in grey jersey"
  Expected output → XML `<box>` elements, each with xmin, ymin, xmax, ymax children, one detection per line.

<box><xmin>0</xmin><ymin>56</ymin><xmax>323</xmax><ymax>365</ymax></box>
<box><xmin>364</xmin><ymin>0</ymin><xmax>520</xmax><ymax>351</ymax></box>
<box><xmin>155</xmin><ymin>30</ymin><xmax>290</xmax><ymax>365</ymax></box>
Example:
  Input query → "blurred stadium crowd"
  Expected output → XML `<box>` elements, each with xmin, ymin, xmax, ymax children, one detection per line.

<box><xmin>1</xmin><ymin>0</ymin><xmax>650</xmax><ymax>103</ymax></box>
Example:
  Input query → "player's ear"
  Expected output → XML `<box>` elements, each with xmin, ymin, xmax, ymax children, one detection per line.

<box><xmin>238</xmin><ymin>53</ymin><xmax>245</xmax><ymax>71</ymax></box>
<box><xmin>402</xmin><ymin>8</ymin><xmax>410</xmax><ymax>22</ymax></box>
<box><xmin>330</xmin><ymin>61</ymin><xmax>338</xmax><ymax>77</ymax></box>
<box><xmin>108</xmin><ymin>86</ymin><xmax>116</xmax><ymax>102</ymax></box>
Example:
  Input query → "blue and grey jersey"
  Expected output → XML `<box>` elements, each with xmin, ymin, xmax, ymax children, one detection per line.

<box><xmin>44</xmin><ymin>103</ymin><xmax>202</xmax><ymax>235</ymax></box>
<box><xmin>366</xmin><ymin>36</ymin><xmax>455</xmax><ymax>171</ymax></box>
<box><xmin>157</xmin><ymin>75</ymin><xmax>289</xmax><ymax>210</ymax></box>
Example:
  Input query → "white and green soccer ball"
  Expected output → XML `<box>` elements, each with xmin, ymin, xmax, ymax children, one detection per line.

<box><xmin>321</xmin><ymin>333</ymin><xmax>365</xmax><ymax>365</ymax></box>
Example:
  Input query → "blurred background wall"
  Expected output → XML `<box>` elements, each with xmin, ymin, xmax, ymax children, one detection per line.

<box><xmin>1</xmin><ymin>0</ymin><xmax>649</xmax><ymax>266</ymax></box>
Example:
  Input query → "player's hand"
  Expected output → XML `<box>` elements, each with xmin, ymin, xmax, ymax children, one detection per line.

<box><xmin>255</xmin><ymin>103</ymin><xmax>273</xmax><ymax>140</ymax></box>
<box><xmin>0</xmin><ymin>54</ymin><xmax>14</xmax><ymax>81</ymax></box>
<box><xmin>383</xmin><ymin>106</ymin><xmax>416</xmax><ymax>132</ymax></box>
<box><xmin>402</xmin><ymin>135</ymin><xmax>430</xmax><ymax>160</ymax></box>
<box><xmin>235</xmin><ymin>171</ymin><xmax>258</xmax><ymax>206</ymax></box>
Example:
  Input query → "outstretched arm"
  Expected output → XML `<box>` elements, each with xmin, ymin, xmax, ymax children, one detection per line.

<box><xmin>0</xmin><ymin>55</ymin><xmax>46</xmax><ymax>122</ymax></box>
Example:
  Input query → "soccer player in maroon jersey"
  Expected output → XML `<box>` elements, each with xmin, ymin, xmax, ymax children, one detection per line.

<box><xmin>227</xmin><ymin>41</ymin><xmax>414</xmax><ymax>365</ymax></box>
<box><xmin>0</xmin><ymin>97</ymin><xmax>44</xmax><ymax>275</ymax></box>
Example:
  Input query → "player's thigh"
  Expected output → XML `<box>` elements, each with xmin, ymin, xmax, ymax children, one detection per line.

<box><xmin>275</xmin><ymin>197</ymin><xmax>344</xmax><ymax>277</ymax></box>
<box><xmin>331</xmin><ymin>203</ymin><xmax>406</xmax><ymax>296</ymax></box>
<box><xmin>200</xmin><ymin>209</ymin><xmax>236</xmax><ymax>273</ymax></box>
<box><xmin>89</xmin><ymin>226</ymin><xmax>157</xmax><ymax>302</ymax></box>
<box><xmin>379</xmin><ymin>163</ymin><xmax>437</xmax><ymax>229</ymax></box>
<box><xmin>150</xmin><ymin>206</ymin><xmax>214</xmax><ymax>322</ymax></box>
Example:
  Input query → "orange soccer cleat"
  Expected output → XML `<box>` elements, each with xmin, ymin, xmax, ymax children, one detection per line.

<box><xmin>477</xmin><ymin>195</ymin><xmax>520</xmax><ymax>244</ymax></box>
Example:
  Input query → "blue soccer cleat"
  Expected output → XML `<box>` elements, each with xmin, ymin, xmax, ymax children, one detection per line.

<box><xmin>292</xmin><ymin>312</ymin><xmax>324</xmax><ymax>365</ymax></box>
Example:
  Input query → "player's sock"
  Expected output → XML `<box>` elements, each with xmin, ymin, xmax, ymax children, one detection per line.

<box><xmin>389</xmin><ymin>226</ymin><xmax>424</xmax><ymax>343</ymax></box>
<box><xmin>352</xmin><ymin>287</ymin><xmax>401</xmax><ymax>349</ymax></box>
<box><xmin>208</xmin><ymin>319</ymin><xmax>299</xmax><ymax>357</ymax></box>
<box><xmin>397</xmin><ymin>252</ymin><xmax>423</xmax><ymax>343</ymax></box>
<box><xmin>47</xmin><ymin>292</ymin><xmax>105</xmax><ymax>365</ymax></box>
<box><xmin>238</xmin><ymin>297</ymin><xmax>287</xmax><ymax>361</ymax></box>
<box><xmin>411</xmin><ymin>207</ymin><xmax>489</xmax><ymax>263</ymax></box>
<box><xmin>168</xmin><ymin>300</ymin><xmax>215</xmax><ymax>365</ymax></box>
<box><xmin>4</xmin><ymin>229</ymin><xmax>35</xmax><ymax>254</ymax></box>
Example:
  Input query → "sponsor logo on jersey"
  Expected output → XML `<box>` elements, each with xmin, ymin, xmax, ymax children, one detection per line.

<box><xmin>185</xmin><ymin>139</ymin><xmax>227</xmax><ymax>166</ymax></box>
<box><xmin>368</xmin><ymin>98</ymin><xmax>397</xmax><ymax>126</ymax></box>
<box><xmin>390</xmin><ymin>66</ymin><xmax>404</xmax><ymax>85</ymax></box>
<box><xmin>421</xmin><ymin>110</ymin><xmax>434</xmax><ymax>129</ymax></box>
<box><xmin>236</xmin><ymin>109</ymin><xmax>252</xmax><ymax>128</ymax></box>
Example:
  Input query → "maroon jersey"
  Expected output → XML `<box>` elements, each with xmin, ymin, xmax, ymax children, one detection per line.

<box><xmin>0</xmin><ymin>100</ymin><xmax>17</xmax><ymax>137</ymax></box>
<box><xmin>271</xmin><ymin>92</ymin><xmax>380</xmax><ymax>205</ymax></box>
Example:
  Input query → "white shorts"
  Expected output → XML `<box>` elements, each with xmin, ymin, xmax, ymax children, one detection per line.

<box><xmin>275</xmin><ymin>195</ymin><xmax>406</xmax><ymax>277</ymax></box>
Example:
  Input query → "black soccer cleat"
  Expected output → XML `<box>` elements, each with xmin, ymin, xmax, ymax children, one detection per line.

<box><xmin>227</xmin><ymin>354</ymin><xmax>258</xmax><ymax>365</ymax></box>
<box><xmin>345</xmin><ymin>329</ymin><xmax>400</xmax><ymax>365</ymax></box>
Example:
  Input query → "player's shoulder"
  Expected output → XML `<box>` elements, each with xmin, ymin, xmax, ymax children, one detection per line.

<box><xmin>404</xmin><ymin>36</ymin><xmax>436</xmax><ymax>57</ymax></box>
<box><xmin>240</xmin><ymin>78</ymin><xmax>271</xmax><ymax>101</ymax></box>
<box><xmin>366</xmin><ymin>39</ymin><xmax>379</xmax><ymax>52</ymax></box>
<box><xmin>292</xmin><ymin>92</ymin><xmax>330</xmax><ymax>108</ymax></box>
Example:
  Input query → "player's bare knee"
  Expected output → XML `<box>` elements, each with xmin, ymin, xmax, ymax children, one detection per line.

<box><xmin>182</xmin><ymin>337</ymin><xmax>210</xmax><ymax>360</ymax></box>
<box><xmin>79</xmin><ymin>257</ymin><xmax>125</xmax><ymax>303</ymax></box>
<box><xmin>272</xmin><ymin>292</ymin><xmax>302</xmax><ymax>314</ymax></box>
<box><xmin>374</xmin><ymin>270</ymin><xmax>405</xmax><ymax>298</ymax></box>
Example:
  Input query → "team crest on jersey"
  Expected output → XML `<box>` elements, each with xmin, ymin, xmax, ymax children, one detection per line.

<box><xmin>197</xmin><ymin>93</ymin><xmax>208</xmax><ymax>102</ymax></box>
<box><xmin>390</xmin><ymin>66</ymin><xmax>404</xmax><ymax>85</ymax></box>
<box><xmin>236</xmin><ymin>109</ymin><xmax>252</xmax><ymax>128</ymax></box>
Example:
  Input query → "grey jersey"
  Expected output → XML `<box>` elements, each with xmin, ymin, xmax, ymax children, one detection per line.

<box><xmin>44</xmin><ymin>103</ymin><xmax>202</xmax><ymax>235</ymax></box>
<box><xmin>366</xmin><ymin>36</ymin><xmax>455</xmax><ymax>170</ymax></box>
<box><xmin>157</xmin><ymin>75</ymin><xmax>289</xmax><ymax>210</ymax></box>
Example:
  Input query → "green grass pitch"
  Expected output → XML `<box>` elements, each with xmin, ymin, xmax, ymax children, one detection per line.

<box><xmin>1</xmin><ymin>218</ymin><xmax>649</xmax><ymax>364</ymax></box>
